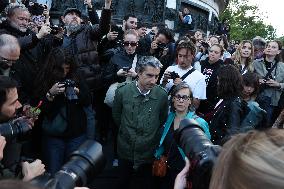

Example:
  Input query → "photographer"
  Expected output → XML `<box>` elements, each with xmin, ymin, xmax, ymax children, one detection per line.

<box><xmin>161</xmin><ymin>40</ymin><xmax>206</xmax><ymax>109</ymax></box>
<box><xmin>254</xmin><ymin>40</ymin><xmax>284</xmax><ymax>126</ymax></box>
<box><xmin>33</xmin><ymin>47</ymin><xmax>92</xmax><ymax>176</ymax></box>
<box><xmin>175</xmin><ymin>123</ymin><xmax>284</xmax><ymax>189</ymax></box>
<box><xmin>0</xmin><ymin>76</ymin><xmax>45</xmax><ymax>180</ymax></box>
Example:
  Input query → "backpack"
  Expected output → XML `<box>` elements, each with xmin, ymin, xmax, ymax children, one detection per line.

<box><xmin>241</xmin><ymin>101</ymin><xmax>267</xmax><ymax>131</ymax></box>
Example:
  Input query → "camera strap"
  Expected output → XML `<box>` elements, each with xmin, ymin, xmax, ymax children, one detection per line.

<box><xmin>264</xmin><ymin>61</ymin><xmax>278</xmax><ymax>80</ymax></box>
<box><xmin>168</xmin><ymin>68</ymin><xmax>196</xmax><ymax>95</ymax></box>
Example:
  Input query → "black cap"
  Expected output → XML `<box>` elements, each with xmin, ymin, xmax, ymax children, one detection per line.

<box><xmin>63</xmin><ymin>8</ymin><xmax>81</xmax><ymax>17</ymax></box>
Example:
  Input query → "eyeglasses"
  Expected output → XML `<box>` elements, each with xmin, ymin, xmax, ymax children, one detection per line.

<box><xmin>0</xmin><ymin>56</ymin><xmax>17</xmax><ymax>66</ymax></box>
<box><xmin>123</xmin><ymin>41</ymin><xmax>138</xmax><ymax>47</ymax></box>
<box><xmin>174</xmin><ymin>94</ymin><xmax>190</xmax><ymax>101</ymax></box>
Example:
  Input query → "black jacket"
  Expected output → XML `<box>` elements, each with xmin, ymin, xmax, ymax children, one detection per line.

<box><xmin>108</xmin><ymin>49</ymin><xmax>136</xmax><ymax>83</ymax></box>
<box><xmin>0</xmin><ymin>21</ymin><xmax>55</xmax><ymax>105</ymax></box>
<box><xmin>210</xmin><ymin>97</ymin><xmax>248</xmax><ymax>145</ymax></box>
<box><xmin>198</xmin><ymin>58</ymin><xmax>223</xmax><ymax>114</ymax></box>
<box><xmin>41</xmin><ymin>76</ymin><xmax>91</xmax><ymax>138</ymax></box>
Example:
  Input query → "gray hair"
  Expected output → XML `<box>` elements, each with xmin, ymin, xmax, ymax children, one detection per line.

<box><xmin>0</xmin><ymin>34</ymin><xmax>20</xmax><ymax>50</ymax></box>
<box><xmin>135</xmin><ymin>56</ymin><xmax>162</xmax><ymax>73</ymax></box>
<box><xmin>5</xmin><ymin>3</ymin><xmax>29</xmax><ymax>18</ymax></box>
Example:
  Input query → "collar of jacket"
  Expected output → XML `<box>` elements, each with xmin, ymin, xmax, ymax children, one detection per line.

<box><xmin>1</xmin><ymin>20</ymin><xmax>30</xmax><ymax>36</ymax></box>
<box><xmin>130</xmin><ymin>81</ymin><xmax>158</xmax><ymax>100</ymax></box>
<box><xmin>64</xmin><ymin>25</ymin><xmax>85</xmax><ymax>37</ymax></box>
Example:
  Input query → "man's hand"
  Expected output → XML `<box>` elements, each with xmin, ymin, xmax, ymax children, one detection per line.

<box><xmin>174</xmin><ymin>157</ymin><xmax>190</xmax><ymax>189</ymax></box>
<box><xmin>36</xmin><ymin>24</ymin><xmax>51</xmax><ymax>39</ymax></box>
<box><xmin>22</xmin><ymin>159</ymin><xmax>45</xmax><ymax>181</ymax></box>
<box><xmin>173</xmin><ymin>78</ymin><xmax>182</xmax><ymax>86</ymax></box>
<box><xmin>0</xmin><ymin>136</ymin><xmax>6</xmax><ymax>161</ymax></box>
<box><xmin>104</xmin><ymin>0</ymin><xmax>112</xmax><ymax>9</ymax></box>
<box><xmin>107</xmin><ymin>31</ymin><xmax>118</xmax><ymax>41</ymax></box>
<box><xmin>84</xmin><ymin>0</ymin><xmax>93</xmax><ymax>8</ymax></box>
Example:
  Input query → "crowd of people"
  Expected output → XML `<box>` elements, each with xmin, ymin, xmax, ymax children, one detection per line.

<box><xmin>0</xmin><ymin>0</ymin><xmax>283</xmax><ymax>189</ymax></box>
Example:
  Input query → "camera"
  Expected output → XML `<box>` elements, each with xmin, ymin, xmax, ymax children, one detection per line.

<box><xmin>59</xmin><ymin>79</ymin><xmax>78</xmax><ymax>101</ymax></box>
<box><xmin>169</xmin><ymin>71</ymin><xmax>180</xmax><ymax>80</ymax></box>
<box><xmin>122</xmin><ymin>67</ymin><xmax>130</xmax><ymax>72</ymax></box>
<box><xmin>0</xmin><ymin>119</ymin><xmax>31</xmax><ymax>142</ymax></box>
<box><xmin>30</xmin><ymin>140</ymin><xmax>106</xmax><ymax>189</ymax></box>
<box><xmin>174</xmin><ymin>119</ymin><xmax>221</xmax><ymax>189</ymax></box>
<box><xmin>157</xmin><ymin>43</ymin><xmax>167</xmax><ymax>50</ymax></box>
<box><xmin>50</xmin><ymin>25</ymin><xmax>62</xmax><ymax>35</ymax></box>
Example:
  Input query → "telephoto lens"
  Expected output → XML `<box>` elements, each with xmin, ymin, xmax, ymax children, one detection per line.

<box><xmin>174</xmin><ymin>119</ymin><xmax>221</xmax><ymax>189</ymax></box>
<box><xmin>30</xmin><ymin>140</ymin><xmax>106</xmax><ymax>189</ymax></box>
<box><xmin>0</xmin><ymin>119</ymin><xmax>31</xmax><ymax>142</ymax></box>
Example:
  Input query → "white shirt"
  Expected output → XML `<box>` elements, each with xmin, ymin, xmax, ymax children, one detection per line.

<box><xmin>161</xmin><ymin>65</ymin><xmax>207</xmax><ymax>100</ymax></box>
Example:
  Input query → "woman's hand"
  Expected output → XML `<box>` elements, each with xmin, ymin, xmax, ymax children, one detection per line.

<box><xmin>174</xmin><ymin>157</ymin><xmax>190</xmax><ymax>189</ymax></box>
<box><xmin>265</xmin><ymin>79</ymin><xmax>281</xmax><ymax>88</ymax></box>
<box><xmin>127</xmin><ymin>68</ymin><xmax>137</xmax><ymax>78</ymax></box>
<box><xmin>49</xmin><ymin>82</ymin><xmax>65</xmax><ymax>96</ymax></box>
<box><xmin>117</xmin><ymin>69</ymin><xmax>128</xmax><ymax>77</ymax></box>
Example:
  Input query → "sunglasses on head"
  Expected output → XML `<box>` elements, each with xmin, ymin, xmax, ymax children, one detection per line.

<box><xmin>123</xmin><ymin>41</ymin><xmax>138</xmax><ymax>47</ymax></box>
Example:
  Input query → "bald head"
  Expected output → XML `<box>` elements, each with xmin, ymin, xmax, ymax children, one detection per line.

<box><xmin>0</xmin><ymin>34</ymin><xmax>20</xmax><ymax>68</ymax></box>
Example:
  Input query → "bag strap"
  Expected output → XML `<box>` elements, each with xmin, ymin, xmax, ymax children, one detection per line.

<box><xmin>168</xmin><ymin>68</ymin><xmax>196</xmax><ymax>95</ymax></box>
<box><xmin>181</xmin><ymin>68</ymin><xmax>196</xmax><ymax>80</ymax></box>
<box><xmin>158</xmin><ymin>112</ymin><xmax>175</xmax><ymax>147</ymax></box>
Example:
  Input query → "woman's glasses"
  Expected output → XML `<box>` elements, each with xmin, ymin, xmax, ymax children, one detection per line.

<box><xmin>123</xmin><ymin>41</ymin><xmax>138</xmax><ymax>47</ymax></box>
<box><xmin>174</xmin><ymin>94</ymin><xmax>190</xmax><ymax>101</ymax></box>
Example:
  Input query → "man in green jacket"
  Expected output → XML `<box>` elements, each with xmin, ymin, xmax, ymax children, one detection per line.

<box><xmin>112</xmin><ymin>56</ymin><xmax>168</xmax><ymax>189</ymax></box>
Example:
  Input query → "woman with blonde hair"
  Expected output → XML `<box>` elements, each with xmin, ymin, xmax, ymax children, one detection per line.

<box><xmin>233</xmin><ymin>40</ymin><xmax>254</xmax><ymax>74</ymax></box>
<box><xmin>210</xmin><ymin>129</ymin><xmax>284</xmax><ymax>189</ymax></box>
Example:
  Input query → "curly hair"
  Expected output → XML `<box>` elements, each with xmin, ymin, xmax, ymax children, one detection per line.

<box><xmin>217</xmin><ymin>65</ymin><xmax>243</xmax><ymax>99</ymax></box>
<box><xmin>234</xmin><ymin>40</ymin><xmax>254</xmax><ymax>72</ymax></box>
<box><xmin>176</xmin><ymin>39</ymin><xmax>196</xmax><ymax>56</ymax></box>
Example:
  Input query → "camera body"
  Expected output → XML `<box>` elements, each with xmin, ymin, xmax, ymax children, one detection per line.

<box><xmin>174</xmin><ymin>119</ymin><xmax>221</xmax><ymax>189</ymax></box>
<box><xmin>169</xmin><ymin>71</ymin><xmax>180</xmax><ymax>80</ymax></box>
<box><xmin>59</xmin><ymin>79</ymin><xmax>78</xmax><ymax>101</ymax></box>
<box><xmin>31</xmin><ymin>140</ymin><xmax>106</xmax><ymax>189</ymax></box>
<box><xmin>157</xmin><ymin>43</ymin><xmax>167</xmax><ymax>51</ymax></box>
<box><xmin>122</xmin><ymin>66</ymin><xmax>130</xmax><ymax>72</ymax></box>
<box><xmin>50</xmin><ymin>25</ymin><xmax>62</xmax><ymax>35</ymax></box>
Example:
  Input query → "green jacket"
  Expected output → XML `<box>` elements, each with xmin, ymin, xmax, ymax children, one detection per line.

<box><xmin>112</xmin><ymin>81</ymin><xmax>168</xmax><ymax>167</ymax></box>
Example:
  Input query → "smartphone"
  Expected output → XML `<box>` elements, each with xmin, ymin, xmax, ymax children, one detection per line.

<box><xmin>122</xmin><ymin>67</ymin><xmax>130</xmax><ymax>72</ymax></box>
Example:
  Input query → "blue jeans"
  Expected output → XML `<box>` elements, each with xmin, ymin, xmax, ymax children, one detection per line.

<box><xmin>43</xmin><ymin>134</ymin><xmax>87</xmax><ymax>175</ymax></box>
<box><xmin>84</xmin><ymin>105</ymin><xmax>96</xmax><ymax>139</ymax></box>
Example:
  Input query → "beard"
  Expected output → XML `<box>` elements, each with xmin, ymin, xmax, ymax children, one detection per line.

<box><xmin>65</xmin><ymin>22</ymin><xmax>81</xmax><ymax>34</ymax></box>
<box><xmin>9</xmin><ymin>21</ymin><xmax>27</xmax><ymax>33</ymax></box>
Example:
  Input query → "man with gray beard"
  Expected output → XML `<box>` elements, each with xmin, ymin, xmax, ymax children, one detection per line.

<box><xmin>60</xmin><ymin>0</ymin><xmax>112</xmax><ymax>92</ymax></box>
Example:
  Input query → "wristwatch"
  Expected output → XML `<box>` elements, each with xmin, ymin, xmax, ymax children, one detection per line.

<box><xmin>46</xmin><ymin>91</ymin><xmax>55</xmax><ymax>100</ymax></box>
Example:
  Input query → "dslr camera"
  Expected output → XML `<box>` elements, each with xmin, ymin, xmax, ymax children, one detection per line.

<box><xmin>157</xmin><ymin>43</ymin><xmax>167</xmax><ymax>51</ymax></box>
<box><xmin>31</xmin><ymin>140</ymin><xmax>106</xmax><ymax>189</ymax></box>
<box><xmin>59</xmin><ymin>79</ymin><xmax>78</xmax><ymax>101</ymax></box>
<box><xmin>169</xmin><ymin>71</ymin><xmax>180</xmax><ymax>80</ymax></box>
<box><xmin>0</xmin><ymin>119</ymin><xmax>31</xmax><ymax>142</ymax></box>
<box><xmin>174</xmin><ymin>119</ymin><xmax>221</xmax><ymax>189</ymax></box>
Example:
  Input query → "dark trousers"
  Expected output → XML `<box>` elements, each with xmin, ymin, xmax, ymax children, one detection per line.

<box><xmin>117</xmin><ymin>159</ymin><xmax>155</xmax><ymax>189</ymax></box>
